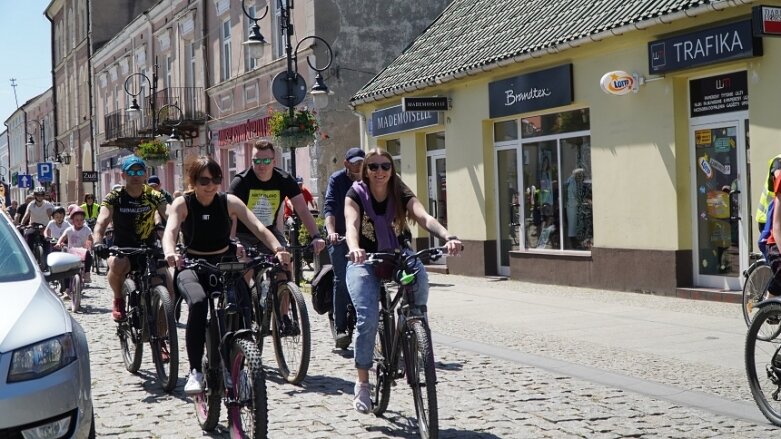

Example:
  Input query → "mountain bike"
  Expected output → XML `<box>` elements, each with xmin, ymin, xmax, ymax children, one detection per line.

<box><xmin>250</xmin><ymin>246</ymin><xmax>311</xmax><ymax>385</ymax></box>
<box><xmin>183</xmin><ymin>254</ymin><xmax>267</xmax><ymax>438</ymax></box>
<box><xmin>24</xmin><ymin>224</ymin><xmax>48</xmax><ymax>270</ymax></box>
<box><xmin>109</xmin><ymin>245</ymin><xmax>179</xmax><ymax>392</ymax></box>
<box><xmin>744</xmin><ymin>252</ymin><xmax>771</xmax><ymax>327</ymax></box>
<box><xmin>364</xmin><ymin>246</ymin><xmax>449</xmax><ymax>439</ymax></box>
<box><xmin>745</xmin><ymin>299</ymin><xmax>781</xmax><ymax>426</ymax></box>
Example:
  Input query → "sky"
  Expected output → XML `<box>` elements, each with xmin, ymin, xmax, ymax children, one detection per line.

<box><xmin>0</xmin><ymin>0</ymin><xmax>52</xmax><ymax>127</ymax></box>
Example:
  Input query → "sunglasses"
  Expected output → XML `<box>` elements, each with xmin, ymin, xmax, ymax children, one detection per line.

<box><xmin>253</xmin><ymin>157</ymin><xmax>274</xmax><ymax>165</ymax></box>
<box><xmin>367</xmin><ymin>162</ymin><xmax>392</xmax><ymax>172</ymax></box>
<box><xmin>196</xmin><ymin>176</ymin><xmax>223</xmax><ymax>186</ymax></box>
<box><xmin>126</xmin><ymin>169</ymin><xmax>146</xmax><ymax>177</ymax></box>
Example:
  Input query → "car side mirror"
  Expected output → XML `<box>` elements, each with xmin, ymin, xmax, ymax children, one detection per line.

<box><xmin>44</xmin><ymin>252</ymin><xmax>81</xmax><ymax>283</ymax></box>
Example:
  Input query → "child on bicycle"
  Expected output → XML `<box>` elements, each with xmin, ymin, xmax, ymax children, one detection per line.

<box><xmin>344</xmin><ymin>148</ymin><xmax>462</xmax><ymax>414</ymax></box>
<box><xmin>56</xmin><ymin>206</ymin><xmax>94</xmax><ymax>284</ymax></box>
<box><xmin>45</xmin><ymin>207</ymin><xmax>69</xmax><ymax>248</ymax></box>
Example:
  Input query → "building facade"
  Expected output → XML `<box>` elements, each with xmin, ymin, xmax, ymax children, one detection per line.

<box><xmin>352</xmin><ymin>0</ymin><xmax>778</xmax><ymax>296</ymax></box>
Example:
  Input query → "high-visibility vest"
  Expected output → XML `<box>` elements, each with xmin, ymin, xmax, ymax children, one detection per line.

<box><xmin>756</xmin><ymin>154</ymin><xmax>781</xmax><ymax>224</ymax></box>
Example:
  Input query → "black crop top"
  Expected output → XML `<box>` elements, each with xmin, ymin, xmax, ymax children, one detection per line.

<box><xmin>182</xmin><ymin>192</ymin><xmax>232</xmax><ymax>252</ymax></box>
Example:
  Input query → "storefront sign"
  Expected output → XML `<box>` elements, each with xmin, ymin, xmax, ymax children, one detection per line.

<box><xmin>82</xmin><ymin>171</ymin><xmax>99</xmax><ymax>182</ymax></box>
<box><xmin>599</xmin><ymin>71</ymin><xmax>636</xmax><ymax>95</ymax></box>
<box><xmin>753</xmin><ymin>5</ymin><xmax>781</xmax><ymax>36</ymax></box>
<box><xmin>369</xmin><ymin>105</ymin><xmax>440</xmax><ymax>137</ymax></box>
<box><xmin>648</xmin><ymin>20</ymin><xmax>761</xmax><ymax>74</ymax></box>
<box><xmin>488</xmin><ymin>64</ymin><xmax>573</xmax><ymax>118</ymax></box>
<box><xmin>689</xmin><ymin>71</ymin><xmax>748</xmax><ymax>117</ymax></box>
<box><xmin>217</xmin><ymin>116</ymin><xmax>270</xmax><ymax>147</ymax></box>
<box><xmin>402</xmin><ymin>97</ymin><xmax>449</xmax><ymax>112</ymax></box>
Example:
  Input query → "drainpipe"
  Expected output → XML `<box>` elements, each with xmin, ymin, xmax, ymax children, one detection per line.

<box><xmin>86</xmin><ymin>1</ymin><xmax>97</xmax><ymax>198</ymax></box>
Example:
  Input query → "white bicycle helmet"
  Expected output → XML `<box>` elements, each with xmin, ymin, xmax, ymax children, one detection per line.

<box><xmin>33</xmin><ymin>186</ymin><xmax>46</xmax><ymax>195</ymax></box>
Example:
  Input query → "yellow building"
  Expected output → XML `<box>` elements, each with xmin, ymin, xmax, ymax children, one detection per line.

<box><xmin>351</xmin><ymin>0</ymin><xmax>781</xmax><ymax>298</ymax></box>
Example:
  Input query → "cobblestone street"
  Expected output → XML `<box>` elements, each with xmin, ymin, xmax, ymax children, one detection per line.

<box><xmin>70</xmin><ymin>273</ymin><xmax>779</xmax><ymax>438</ymax></box>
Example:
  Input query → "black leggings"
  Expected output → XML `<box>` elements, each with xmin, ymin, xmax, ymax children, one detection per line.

<box><xmin>176</xmin><ymin>256</ymin><xmax>252</xmax><ymax>372</ymax></box>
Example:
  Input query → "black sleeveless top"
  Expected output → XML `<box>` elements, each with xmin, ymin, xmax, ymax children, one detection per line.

<box><xmin>182</xmin><ymin>192</ymin><xmax>232</xmax><ymax>252</ymax></box>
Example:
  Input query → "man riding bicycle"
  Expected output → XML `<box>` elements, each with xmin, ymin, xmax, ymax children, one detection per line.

<box><xmin>21</xmin><ymin>186</ymin><xmax>54</xmax><ymax>263</ymax></box>
<box><xmin>162</xmin><ymin>156</ymin><xmax>290</xmax><ymax>394</ymax></box>
<box><xmin>80</xmin><ymin>193</ymin><xmax>100</xmax><ymax>229</ymax></box>
<box><xmin>92</xmin><ymin>156</ymin><xmax>169</xmax><ymax>321</ymax></box>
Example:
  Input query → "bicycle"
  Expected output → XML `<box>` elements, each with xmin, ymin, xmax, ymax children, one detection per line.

<box><xmin>250</xmin><ymin>246</ymin><xmax>311</xmax><ymax>385</ymax></box>
<box><xmin>745</xmin><ymin>298</ymin><xmax>781</xmax><ymax>426</ymax></box>
<box><xmin>62</xmin><ymin>247</ymin><xmax>88</xmax><ymax>313</ymax></box>
<box><xmin>183</xmin><ymin>254</ymin><xmax>268</xmax><ymax>437</ymax></box>
<box><xmin>324</xmin><ymin>236</ymin><xmax>356</xmax><ymax>349</ymax></box>
<box><xmin>364</xmin><ymin>246</ymin><xmax>449</xmax><ymax>439</ymax></box>
<box><xmin>109</xmin><ymin>245</ymin><xmax>179</xmax><ymax>392</ymax></box>
<box><xmin>23</xmin><ymin>224</ymin><xmax>48</xmax><ymax>270</ymax></box>
<box><xmin>744</xmin><ymin>252</ymin><xmax>772</xmax><ymax>327</ymax></box>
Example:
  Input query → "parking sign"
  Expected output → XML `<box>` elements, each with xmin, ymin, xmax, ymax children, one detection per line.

<box><xmin>37</xmin><ymin>162</ymin><xmax>53</xmax><ymax>182</ymax></box>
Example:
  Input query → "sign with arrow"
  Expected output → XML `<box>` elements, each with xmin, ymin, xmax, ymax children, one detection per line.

<box><xmin>17</xmin><ymin>174</ymin><xmax>31</xmax><ymax>188</ymax></box>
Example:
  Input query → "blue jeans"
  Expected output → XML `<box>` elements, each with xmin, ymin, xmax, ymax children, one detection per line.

<box><xmin>328</xmin><ymin>240</ymin><xmax>350</xmax><ymax>332</ymax></box>
<box><xmin>345</xmin><ymin>249</ymin><xmax>429</xmax><ymax>370</ymax></box>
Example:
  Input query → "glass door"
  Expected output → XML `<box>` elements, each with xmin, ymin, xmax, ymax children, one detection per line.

<box><xmin>497</xmin><ymin>148</ymin><xmax>520</xmax><ymax>275</ymax></box>
<box><xmin>427</xmin><ymin>152</ymin><xmax>447</xmax><ymax>261</ymax></box>
<box><xmin>690</xmin><ymin>119</ymin><xmax>748</xmax><ymax>290</ymax></box>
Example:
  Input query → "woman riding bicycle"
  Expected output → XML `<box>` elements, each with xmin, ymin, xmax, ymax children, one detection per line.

<box><xmin>344</xmin><ymin>147</ymin><xmax>462</xmax><ymax>413</ymax></box>
<box><xmin>162</xmin><ymin>156</ymin><xmax>290</xmax><ymax>395</ymax></box>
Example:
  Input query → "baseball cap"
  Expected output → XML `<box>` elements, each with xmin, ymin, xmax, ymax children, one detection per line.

<box><xmin>345</xmin><ymin>147</ymin><xmax>365</xmax><ymax>163</ymax></box>
<box><xmin>122</xmin><ymin>155</ymin><xmax>147</xmax><ymax>172</ymax></box>
<box><xmin>295</xmin><ymin>176</ymin><xmax>304</xmax><ymax>184</ymax></box>
<box><xmin>148</xmin><ymin>176</ymin><xmax>161</xmax><ymax>185</ymax></box>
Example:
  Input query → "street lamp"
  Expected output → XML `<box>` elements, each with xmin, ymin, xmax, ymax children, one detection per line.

<box><xmin>242</xmin><ymin>0</ymin><xmax>334</xmax><ymax>285</ymax></box>
<box><xmin>46</xmin><ymin>139</ymin><xmax>69</xmax><ymax>203</ymax></box>
<box><xmin>124</xmin><ymin>65</ymin><xmax>184</xmax><ymax>150</ymax></box>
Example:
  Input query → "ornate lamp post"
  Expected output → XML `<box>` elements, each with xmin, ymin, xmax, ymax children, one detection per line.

<box><xmin>124</xmin><ymin>65</ymin><xmax>184</xmax><ymax>157</ymax></box>
<box><xmin>243</xmin><ymin>0</ymin><xmax>333</xmax><ymax>283</ymax></box>
<box><xmin>44</xmin><ymin>139</ymin><xmax>69</xmax><ymax>202</ymax></box>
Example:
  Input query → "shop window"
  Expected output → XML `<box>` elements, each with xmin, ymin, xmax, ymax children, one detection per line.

<box><xmin>521</xmin><ymin>109</ymin><xmax>589</xmax><ymax>139</ymax></box>
<box><xmin>228</xmin><ymin>149</ymin><xmax>238</xmax><ymax>183</ymax></box>
<box><xmin>426</xmin><ymin>132</ymin><xmax>445</xmax><ymax>151</ymax></box>
<box><xmin>386</xmin><ymin>139</ymin><xmax>401</xmax><ymax>171</ymax></box>
<box><xmin>494</xmin><ymin>120</ymin><xmax>518</xmax><ymax>142</ymax></box>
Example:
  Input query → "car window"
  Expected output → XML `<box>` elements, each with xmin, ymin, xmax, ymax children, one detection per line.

<box><xmin>0</xmin><ymin>217</ymin><xmax>35</xmax><ymax>282</ymax></box>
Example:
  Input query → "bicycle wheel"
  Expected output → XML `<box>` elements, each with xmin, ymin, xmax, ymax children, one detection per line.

<box><xmin>69</xmin><ymin>273</ymin><xmax>81</xmax><ymax>313</ymax></box>
<box><xmin>405</xmin><ymin>320</ymin><xmax>439</xmax><ymax>439</ymax></box>
<box><xmin>194</xmin><ymin>325</ymin><xmax>222</xmax><ymax>431</ymax></box>
<box><xmin>746</xmin><ymin>302</ymin><xmax>781</xmax><ymax>426</ymax></box>
<box><xmin>35</xmin><ymin>244</ymin><xmax>46</xmax><ymax>271</ymax></box>
<box><xmin>370</xmin><ymin>314</ymin><xmax>392</xmax><ymax>415</ymax></box>
<box><xmin>148</xmin><ymin>285</ymin><xmax>179</xmax><ymax>393</ymax></box>
<box><xmin>228</xmin><ymin>338</ymin><xmax>268</xmax><ymax>439</ymax></box>
<box><xmin>118</xmin><ymin>279</ymin><xmax>143</xmax><ymax>373</ymax></box>
<box><xmin>744</xmin><ymin>263</ymin><xmax>772</xmax><ymax>327</ymax></box>
<box><xmin>271</xmin><ymin>282</ymin><xmax>311</xmax><ymax>384</ymax></box>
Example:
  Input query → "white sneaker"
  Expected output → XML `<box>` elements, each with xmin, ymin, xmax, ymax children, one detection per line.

<box><xmin>184</xmin><ymin>369</ymin><xmax>205</xmax><ymax>395</ymax></box>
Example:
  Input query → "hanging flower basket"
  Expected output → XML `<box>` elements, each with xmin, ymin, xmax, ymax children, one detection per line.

<box><xmin>269</xmin><ymin>109</ymin><xmax>318</xmax><ymax>149</ymax></box>
<box><xmin>135</xmin><ymin>139</ymin><xmax>170</xmax><ymax>166</ymax></box>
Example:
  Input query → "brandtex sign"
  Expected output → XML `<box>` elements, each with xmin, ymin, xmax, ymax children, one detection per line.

<box><xmin>369</xmin><ymin>105</ymin><xmax>440</xmax><ymax>137</ymax></box>
<box><xmin>488</xmin><ymin>64</ymin><xmax>573</xmax><ymax>118</ymax></box>
<box><xmin>217</xmin><ymin>116</ymin><xmax>270</xmax><ymax>147</ymax></box>
<box><xmin>648</xmin><ymin>20</ymin><xmax>762</xmax><ymax>74</ymax></box>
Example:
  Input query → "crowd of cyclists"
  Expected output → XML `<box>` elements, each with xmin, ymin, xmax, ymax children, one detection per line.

<box><xmin>1</xmin><ymin>140</ymin><xmax>462</xmax><ymax>432</ymax></box>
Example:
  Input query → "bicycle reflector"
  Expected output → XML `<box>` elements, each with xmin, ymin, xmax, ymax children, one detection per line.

<box><xmin>399</xmin><ymin>270</ymin><xmax>416</xmax><ymax>285</ymax></box>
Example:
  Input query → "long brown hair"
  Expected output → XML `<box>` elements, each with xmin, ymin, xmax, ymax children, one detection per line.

<box><xmin>184</xmin><ymin>155</ymin><xmax>223</xmax><ymax>191</ymax></box>
<box><xmin>361</xmin><ymin>148</ymin><xmax>408</xmax><ymax>233</ymax></box>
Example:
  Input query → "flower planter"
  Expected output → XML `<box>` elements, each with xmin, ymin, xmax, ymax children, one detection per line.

<box><xmin>142</xmin><ymin>154</ymin><xmax>170</xmax><ymax>167</ymax></box>
<box><xmin>275</xmin><ymin>132</ymin><xmax>314</xmax><ymax>149</ymax></box>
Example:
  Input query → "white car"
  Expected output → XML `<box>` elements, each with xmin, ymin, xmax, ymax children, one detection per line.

<box><xmin>0</xmin><ymin>212</ymin><xmax>94</xmax><ymax>438</ymax></box>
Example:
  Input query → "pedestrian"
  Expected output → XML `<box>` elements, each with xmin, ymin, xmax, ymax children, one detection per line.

<box><xmin>344</xmin><ymin>147</ymin><xmax>462</xmax><ymax>414</ymax></box>
<box><xmin>8</xmin><ymin>200</ymin><xmax>18</xmax><ymax>221</ymax></box>
<box><xmin>323</xmin><ymin>147</ymin><xmax>364</xmax><ymax>348</ymax></box>
<box><xmin>147</xmin><ymin>175</ymin><xmax>174</xmax><ymax>203</ymax></box>
<box><xmin>757</xmin><ymin>154</ymin><xmax>781</xmax><ymax>234</ymax></box>
<box><xmin>228</xmin><ymin>139</ymin><xmax>325</xmax><ymax>261</ymax></box>
<box><xmin>15</xmin><ymin>195</ymin><xmax>34</xmax><ymax>225</ymax></box>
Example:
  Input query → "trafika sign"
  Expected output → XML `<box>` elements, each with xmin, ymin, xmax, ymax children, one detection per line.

<box><xmin>600</xmin><ymin>71</ymin><xmax>635</xmax><ymax>95</ymax></box>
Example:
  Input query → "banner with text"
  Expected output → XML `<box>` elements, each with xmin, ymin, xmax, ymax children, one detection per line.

<box><xmin>488</xmin><ymin>64</ymin><xmax>573</xmax><ymax>119</ymax></box>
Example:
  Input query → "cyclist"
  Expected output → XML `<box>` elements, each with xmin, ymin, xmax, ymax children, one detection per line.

<box><xmin>15</xmin><ymin>194</ymin><xmax>34</xmax><ymax>225</ymax></box>
<box><xmin>92</xmin><ymin>156</ymin><xmax>169</xmax><ymax>321</ymax></box>
<box><xmin>56</xmin><ymin>206</ymin><xmax>94</xmax><ymax>284</ymax></box>
<box><xmin>162</xmin><ymin>156</ymin><xmax>290</xmax><ymax>394</ymax></box>
<box><xmin>228</xmin><ymin>139</ymin><xmax>325</xmax><ymax>277</ymax></box>
<box><xmin>80</xmin><ymin>193</ymin><xmax>100</xmax><ymax>229</ymax></box>
<box><xmin>21</xmin><ymin>187</ymin><xmax>54</xmax><ymax>262</ymax></box>
<box><xmin>323</xmin><ymin>147</ymin><xmax>364</xmax><ymax>348</ymax></box>
<box><xmin>45</xmin><ymin>206</ymin><xmax>69</xmax><ymax>246</ymax></box>
<box><xmin>344</xmin><ymin>148</ymin><xmax>462</xmax><ymax>413</ymax></box>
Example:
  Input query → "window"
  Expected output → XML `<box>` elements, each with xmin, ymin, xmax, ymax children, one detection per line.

<box><xmin>426</xmin><ymin>132</ymin><xmax>445</xmax><ymax>151</ymax></box>
<box><xmin>494</xmin><ymin>120</ymin><xmax>518</xmax><ymax>142</ymax></box>
<box><xmin>165</xmin><ymin>56</ymin><xmax>173</xmax><ymax>90</ymax></box>
<box><xmin>386</xmin><ymin>139</ymin><xmax>401</xmax><ymax>171</ymax></box>
<box><xmin>186</xmin><ymin>42</ymin><xmax>196</xmax><ymax>88</ymax></box>
<box><xmin>244</xmin><ymin>5</ymin><xmax>258</xmax><ymax>71</ymax></box>
<box><xmin>221</xmin><ymin>19</ymin><xmax>232</xmax><ymax>81</ymax></box>
<box><xmin>271</xmin><ymin>0</ymin><xmax>285</xmax><ymax>59</ymax></box>
<box><xmin>228</xmin><ymin>149</ymin><xmax>239</xmax><ymax>183</ymax></box>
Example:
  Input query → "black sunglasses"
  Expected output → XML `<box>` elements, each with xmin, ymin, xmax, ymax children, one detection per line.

<box><xmin>252</xmin><ymin>157</ymin><xmax>273</xmax><ymax>165</ymax></box>
<box><xmin>367</xmin><ymin>162</ymin><xmax>392</xmax><ymax>172</ymax></box>
<box><xmin>196</xmin><ymin>176</ymin><xmax>223</xmax><ymax>186</ymax></box>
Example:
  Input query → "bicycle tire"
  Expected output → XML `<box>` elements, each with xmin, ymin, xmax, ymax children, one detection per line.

<box><xmin>744</xmin><ymin>263</ymin><xmax>772</xmax><ymax>327</ymax></box>
<box><xmin>228</xmin><ymin>338</ymin><xmax>268</xmax><ymax>439</ymax></box>
<box><xmin>148</xmin><ymin>285</ymin><xmax>179</xmax><ymax>393</ymax></box>
<box><xmin>746</xmin><ymin>302</ymin><xmax>781</xmax><ymax>426</ymax></box>
<box><xmin>118</xmin><ymin>279</ymin><xmax>143</xmax><ymax>373</ymax></box>
<box><xmin>271</xmin><ymin>281</ymin><xmax>311</xmax><ymax>384</ymax></box>
<box><xmin>35</xmin><ymin>244</ymin><xmax>45</xmax><ymax>271</ymax></box>
<box><xmin>406</xmin><ymin>320</ymin><xmax>439</xmax><ymax>439</ymax></box>
<box><xmin>370</xmin><ymin>314</ymin><xmax>392</xmax><ymax>415</ymax></box>
<box><xmin>70</xmin><ymin>273</ymin><xmax>81</xmax><ymax>313</ymax></box>
<box><xmin>195</xmin><ymin>325</ymin><xmax>222</xmax><ymax>432</ymax></box>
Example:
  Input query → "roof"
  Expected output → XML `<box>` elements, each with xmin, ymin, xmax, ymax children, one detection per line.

<box><xmin>351</xmin><ymin>0</ymin><xmax>750</xmax><ymax>105</ymax></box>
